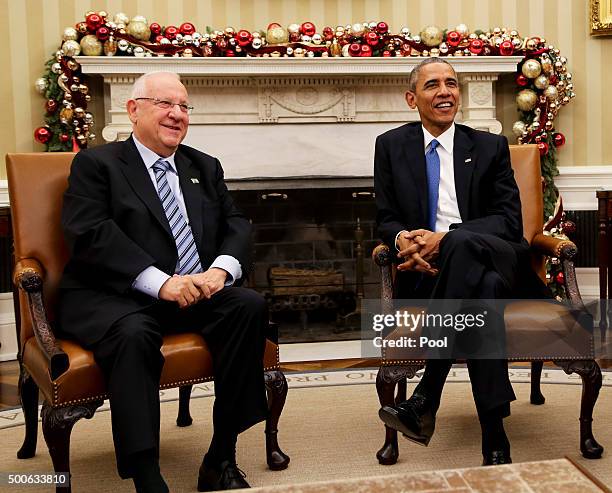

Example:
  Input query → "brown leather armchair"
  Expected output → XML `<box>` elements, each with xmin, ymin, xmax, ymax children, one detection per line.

<box><xmin>373</xmin><ymin>144</ymin><xmax>603</xmax><ymax>465</ymax></box>
<box><xmin>6</xmin><ymin>152</ymin><xmax>290</xmax><ymax>493</ymax></box>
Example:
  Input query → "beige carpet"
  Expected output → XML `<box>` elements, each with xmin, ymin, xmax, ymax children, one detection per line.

<box><xmin>0</xmin><ymin>377</ymin><xmax>610</xmax><ymax>492</ymax></box>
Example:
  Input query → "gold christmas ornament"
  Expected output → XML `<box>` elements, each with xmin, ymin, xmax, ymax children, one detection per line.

<box><xmin>512</xmin><ymin>121</ymin><xmax>526</xmax><ymax>137</ymax></box>
<box><xmin>126</xmin><ymin>20</ymin><xmax>151</xmax><ymax>41</ymax></box>
<box><xmin>67</xmin><ymin>59</ymin><xmax>80</xmax><ymax>71</ymax></box>
<box><xmin>62</xmin><ymin>27</ymin><xmax>78</xmax><ymax>41</ymax></box>
<box><xmin>266</xmin><ymin>25</ymin><xmax>288</xmax><ymax>44</ymax></box>
<box><xmin>544</xmin><ymin>85</ymin><xmax>559</xmax><ymax>100</ymax></box>
<box><xmin>350</xmin><ymin>23</ymin><xmax>365</xmax><ymax>37</ymax></box>
<box><xmin>516</xmin><ymin>89</ymin><xmax>538</xmax><ymax>111</ymax></box>
<box><xmin>104</xmin><ymin>39</ymin><xmax>118</xmax><ymax>56</ymax></box>
<box><xmin>62</xmin><ymin>40</ymin><xmax>81</xmax><ymax>57</ymax></box>
<box><xmin>80</xmin><ymin>34</ymin><xmax>103</xmax><ymax>56</ymax></box>
<box><xmin>521</xmin><ymin>59</ymin><xmax>542</xmax><ymax>79</ymax></box>
<box><xmin>420</xmin><ymin>25</ymin><xmax>444</xmax><ymax>47</ymax></box>
<box><xmin>534</xmin><ymin>74</ymin><xmax>549</xmax><ymax>90</ymax></box>
<box><xmin>525</xmin><ymin>38</ymin><xmax>537</xmax><ymax>50</ymax></box>
<box><xmin>74</xmin><ymin>107</ymin><xmax>85</xmax><ymax>118</ymax></box>
<box><xmin>287</xmin><ymin>23</ymin><xmax>300</xmax><ymax>34</ymax></box>
<box><xmin>34</xmin><ymin>77</ymin><xmax>47</xmax><ymax>94</ymax></box>
<box><xmin>60</xmin><ymin>107</ymin><xmax>74</xmax><ymax>123</ymax></box>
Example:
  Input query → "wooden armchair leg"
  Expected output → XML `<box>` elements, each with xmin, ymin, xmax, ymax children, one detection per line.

<box><xmin>264</xmin><ymin>370</ymin><xmax>290</xmax><ymax>471</ymax></box>
<box><xmin>176</xmin><ymin>385</ymin><xmax>193</xmax><ymax>427</ymax></box>
<box><xmin>376</xmin><ymin>365</ymin><xmax>422</xmax><ymax>465</ymax></box>
<box><xmin>555</xmin><ymin>360</ymin><xmax>604</xmax><ymax>459</ymax></box>
<box><xmin>17</xmin><ymin>368</ymin><xmax>39</xmax><ymax>459</ymax></box>
<box><xmin>41</xmin><ymin>400</ymin><xmax>103</xmax><ymax>493</ymax></box>
<box><xmin>530</xmin><ymin>361</ymin><xmax>546</xmax><ymax>405</ymax></box>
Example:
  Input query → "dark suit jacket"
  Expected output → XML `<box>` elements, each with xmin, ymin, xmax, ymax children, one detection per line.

<box><xmin>374</xmin><ymin>122</ymin><xmax>529</xmax><ymax>298</ymax></box>
<box><xmin>58</xmin><ymin>136</ymin><xmax>252</xmax><ymax>346</ymax></box>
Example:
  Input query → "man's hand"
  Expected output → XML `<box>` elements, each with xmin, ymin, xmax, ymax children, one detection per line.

<box><xmin>190</xmin><ymin>268</ymin><xmax>228</xmax><ymax>299</ymax></box>
<box><xmin>159</xmin><ymin>274</ymin><xmax>202</xmax><ymax>308</ymax></box>
<box><xmin>396</xmin><ymin>229</ymin><xmax>445</xmax><ymax>276</ymax></box>
<box><xmin>406</xmin><ymin>229</ymin><xmax>447</xmax><ymax>263</ymax></box>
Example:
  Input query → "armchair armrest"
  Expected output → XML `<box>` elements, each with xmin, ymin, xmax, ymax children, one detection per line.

<box><xmin>531</xmin><ymin>234</ymin><xmax>585</xmax><ymax>309</ymax></box>
<box><xmin>372</xmin><ymin>244</ymin><xmax>394</xmax><ymax>314</ymax></box>
<box><xmin>531</xmin><ymin>233</ymin><xmax>577</xmax><ymax>260</ymax></box>
<box><xmin>14</xmin><ymin>258</ymin><xmax>69</xmax><ymax>380</ymax></box>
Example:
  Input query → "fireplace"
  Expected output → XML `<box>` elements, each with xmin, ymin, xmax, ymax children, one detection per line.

<box><xmin>232</xmin><ymin>185</ymin><xmax>378</xmax><ymax>343</ymax></box>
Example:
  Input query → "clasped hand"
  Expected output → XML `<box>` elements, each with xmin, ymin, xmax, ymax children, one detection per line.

<box><xmin>397</xmin><ymin>229</ymin><xmax>446</xmax><ymax>276</ymax></box>
<box><xmin>158</xmin><ymin>267</ymin><xmax>227</xmax><ymax>308</ymax></box>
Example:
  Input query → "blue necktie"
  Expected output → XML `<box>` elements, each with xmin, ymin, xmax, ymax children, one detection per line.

<box><xmin>426</xmin><ymin>139</ymin><xmax>441</xmax><ymax>231</ymax></box>
<box><xmin>152</xmin><ymin>159</ymin><xmax>203</xmax><ymax>275</ymax></box>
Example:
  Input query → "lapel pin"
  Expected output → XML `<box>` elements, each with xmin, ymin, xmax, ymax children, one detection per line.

<box><xmin>464</xmin><ymin>158</ymin><xmax>472</xmax><ymax>164</ymax></box>
<box><xmin>191</xmin><ymin>178</ymin><xmax>199</xmax><ymax>184</ymax></box>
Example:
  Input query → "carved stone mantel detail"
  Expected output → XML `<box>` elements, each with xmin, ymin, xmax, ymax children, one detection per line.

<box><xmin>79</xmin><ymin>57</ymin><xmax>521</xmax><ymax>180</ymax></box>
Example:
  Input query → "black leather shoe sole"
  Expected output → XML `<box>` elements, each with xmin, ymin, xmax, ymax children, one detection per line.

<box><xmin>378</xmin><ymin>406</ymin><xmax>432</xmax><ymax>447</ymax></box>
<box><xmin>482</xmin><ymin>452</ymin><xmax>512</xmax><ymax>466</ymax></box>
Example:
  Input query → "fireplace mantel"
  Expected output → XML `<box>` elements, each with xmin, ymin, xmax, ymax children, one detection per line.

<box><xmin>78</xmin><ymin>56</ymin><xmax>521</xmax><ymax>182</ymax></box>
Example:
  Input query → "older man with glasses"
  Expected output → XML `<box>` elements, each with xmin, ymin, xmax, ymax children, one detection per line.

<box><xmin>57</xmin><ymin>71</ymin><xmax>267</xmax><ymax>492</ymax></box>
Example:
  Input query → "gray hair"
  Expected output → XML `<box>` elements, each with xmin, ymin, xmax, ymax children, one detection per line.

<box><xmin>130</xmin><ymin>71</ymin><xmax>182</xmax><ymax>99</ymax></box>
<box><xmin>408</xmin><ymin>58</ymin><xmax>456</xmax><ymax>92</ymax></box>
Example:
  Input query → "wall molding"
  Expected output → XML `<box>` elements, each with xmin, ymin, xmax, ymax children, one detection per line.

<box><xmin>556</xmin><ymin>166</ymin><xmax>612</xmax><ymax>210</ymax></box>
<box><xmin>0</xmin><ymin>180</ymin><xmax>8</xmax><ymax>207</ymax></box>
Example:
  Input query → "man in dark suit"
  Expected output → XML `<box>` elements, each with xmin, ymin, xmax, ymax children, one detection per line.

<box><xmin>58</xmin><ymin>71</ymin><xmax>266</xmax><ymax>492</ymax></box>
<box><xmin>375</xmin><ymin>58</ymin><xmax>531</xmax><ymax>465</ymax></box>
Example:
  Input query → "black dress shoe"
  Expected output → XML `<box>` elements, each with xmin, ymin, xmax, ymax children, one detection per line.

<box><xmin>197</xmin><ymin>460</ymin><xmax>250</xmax><ymax>491</ymax></box>
<box><xmin>482</xmin><ymin>450</ymin><xmax>512</xmax><ymax>466</ymax></box>
<box><xmin>378</xmin><ymin>393</ymin><xmax>436</xmax><ymax>446</ymax></box>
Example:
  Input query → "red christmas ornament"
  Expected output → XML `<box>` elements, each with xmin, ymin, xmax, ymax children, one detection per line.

<box><xmin>553</xmin><ymin>132</ymin><xmax>566</xmax><ymax>147</ymax></box>
<box><xmin>85</xmin><ymin>13</ymin><xmax>103</xmax><ymax>32</ymax></box>
<box><xmin>383</xmin><ymin>50</ymin><xmax>392</xmax><ymax>57</ymax></box>
<box><xmin>323</xmin><ymin>26</ymin><xmax>334</xmax><ymax>41</ymax></box>
<box><xmin>365</xmin><ymin>31</ymin><xmax>379</xmax><ymax>46</ymax></box>
<box><xmin>180</xmin><ymin>22</ymin><xmax>196</xmax><ymax>36</ymax></box>
<box><xmin>217</xmin><ymin>38</ymin><xmax>227</xmax><ymax>50</ymax></box>
<box><xmin>469</xmin><ymin>39</ymin><xmax>484</xmax><ymax>55</ymax></box>
<box><xmin>236</xmin><ymin>30</ymin><xmax>252</xmax><ymax>47</ymax></box>
<box><xmin>150</xmin><ymin>23</ymin><xmax>162</xmax><ymax>36</ymax></box>
<box><xmin>155</xmin><ymin>35</ymin><xmax>165</xmax><ymax>44</ymax></box>
<box><xmin>59</xmin><ymin>133</ymin><xmax>70</xmax><ymax>143</ymax></box>
<box><xmin>360</xmin><ymin>45</ymin><xmax>372</xmax><ymax>57</ymax></box>
<box><xmin>45</xmin><ymin>99</ymin><xmax>58</xmax><ymax>114</ymax></box>
<box><xmin>348</xmin><ymin>43</ymin><xmax>362</xmax><ymax>57</ymax></box>
<box><xmin>34</xmin><ymin>126</ymin><xmax>52</xmax><ymax>144</ymax></box>
<box><xmin>96</xmin><ymin>26</ymin><xmax>110</xmax><ymax>41</ymax></box>
<box><xmin>562</xmin><ymin>221</ymin><xmax>576</xmax><ymax>234</ymax></box>
<box><xmin>499</xmin><ymin>40</ymin><xmax>514</xmax><ymax>56</ymax></box>
<box><xmin>376</xmin><ymin>22</ymin><xmax>389</xmax><ymax>34</ymax></box>
<box><xmin>516</xmin><ymin>74</ymin><xmax>529</xmax><ymax>87</ymax></box>
<box><xmin>555</xmin><ymin>272</ymin><xmax>564</xmax><ymax>284</ymax></box>
<box><xmin>225</xmin><ymin>50</ymin><xmax>235</xmax><ymax>57</ymax></box>
<box><xmin>538</xmin><ymin>142</ymin><xmax>549</xmax><ymax>156</ymax></box>
<box><xmin>549</xmin><ymin>75</ymin><xmax>558</xmax><ymax>85</ymax></box>
<box><xmin>164</xmin><ymin>26</ymin><xmax>179</xmax><ymax>40</ymax></box>
<box><xmin>300</xmin><ymin>22</ymin><xmax>316</xmax><ymax>37</ymax></box>
<box><xmin>75</xmin><ymin>22</ymin><xmax>88</xmax><ymax>34</ymax></box>
<box><xmin>446</xmin><ymin>31</ymin><xmax>462</xmax><ymax>47</ymax></box>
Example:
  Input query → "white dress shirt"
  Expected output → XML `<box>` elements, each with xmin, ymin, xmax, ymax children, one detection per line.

<box><xmin>395</xmin><ymin>123</ymin><xmax>463</xmax><ymax>249</ymax></box>
<box><xmin>131</xmin><ymin>135</ymin><xmax>241</xmax><ymax>298</ymax></box>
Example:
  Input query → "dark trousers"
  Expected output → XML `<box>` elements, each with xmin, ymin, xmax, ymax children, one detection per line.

<box><xmin>91</xmin><ymin>287</ymin><xmax>269</xmax><ymax>478</ymax></box>
<box><xmin>414</xmin><ymin>229</ymin><xmax>520</xmax><ymax>420</ymax></box>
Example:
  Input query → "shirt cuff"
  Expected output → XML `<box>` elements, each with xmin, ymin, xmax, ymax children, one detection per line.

<box><xmin>210</xmin><ymin>255</ymin><xmax>242</xmax><ymax>286</ymax></box>
<box><xmin>395</xmin><ymin>230</ymin><xmax>408</xmax><ymax>251</ymax></box>
<box><xmin>132</xmin><ymin>266</ymin><xmax>171</xmax><ymax>299</ymax></box>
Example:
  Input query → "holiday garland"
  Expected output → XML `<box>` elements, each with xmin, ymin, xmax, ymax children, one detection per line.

<box><xmin>34</xmin><ymin>11</ymin><xmax>576</xmax><ymax>298</ymax></box>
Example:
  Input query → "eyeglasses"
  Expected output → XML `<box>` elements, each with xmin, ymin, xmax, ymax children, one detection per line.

<box><xmin>135</xmin><ymin>97</ymin><xmax>194</xmax><ymax>114</ymax></box>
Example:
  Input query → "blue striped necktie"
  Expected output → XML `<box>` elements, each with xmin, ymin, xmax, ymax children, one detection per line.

<box><xmin>152</xmin><ymin>159</ymin><xmax>203</xmax><ymax>275</ymax></box>
<box><xmin>426</xmin><ymin>139</ymin><xmax>441</xmax><ymax>231</ymax></box>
